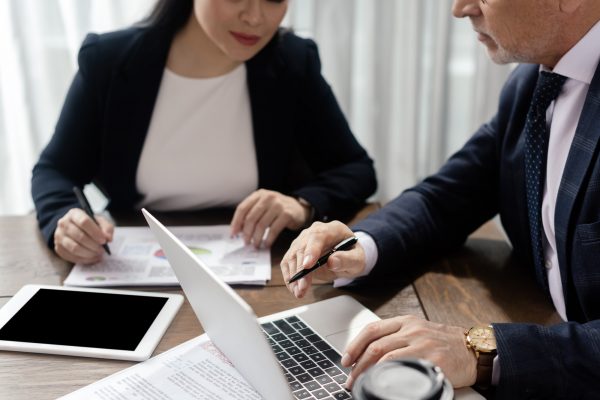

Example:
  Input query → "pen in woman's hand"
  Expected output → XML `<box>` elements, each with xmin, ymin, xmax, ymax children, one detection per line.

<box><xmin>287</xmin><ymin>236</ymin><xmax>358</xmax><ymax>284</ymax></box>
<box><xmin>72</xmin><ymin>186</ymin><xmax>111</xmax><ymax>255</ymax></box>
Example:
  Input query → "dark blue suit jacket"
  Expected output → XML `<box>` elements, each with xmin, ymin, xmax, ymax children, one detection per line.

<box><xmin>32</xmin><ymin>26</ymin><xmax>376</xmax><ymax>247</ymax></box>
<box><xmin>354</xmin><ymin>64</ymin><xmax>600</xmax><ymax>398</ymax></box>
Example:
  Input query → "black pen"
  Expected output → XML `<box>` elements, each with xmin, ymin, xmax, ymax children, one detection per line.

<box><xmin>73</xmin><ymin>186</ymin><xmax>111</xmax><ymax>255</ymax></box>
<box><xmin>288</xmin><ymin>236</ymin><xmax>358</xmax><ymax>284</ymax></box>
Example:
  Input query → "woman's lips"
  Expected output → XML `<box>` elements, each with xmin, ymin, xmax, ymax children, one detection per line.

<box><xmin>230</xmin><ymin>31</ymin><xmax>261</xmax><ymax>46</ymax></box>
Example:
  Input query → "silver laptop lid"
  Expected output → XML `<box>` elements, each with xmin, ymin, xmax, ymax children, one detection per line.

<box><xmin>142</xmin><ymin>209</ymin><xmax>292</xmax><ymax>400</ymax></box>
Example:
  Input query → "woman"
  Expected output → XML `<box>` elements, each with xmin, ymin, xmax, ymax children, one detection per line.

<box><xmin>32</xmin><ymin>0</ymin><xmax>376</xmax><ymax>265</ymax></box>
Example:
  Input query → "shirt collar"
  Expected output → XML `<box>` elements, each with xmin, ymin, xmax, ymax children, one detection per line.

<box><xmin>541</xmin><ymin>20</ymin><xmax>600</xmax><ymax>85</ymax></box>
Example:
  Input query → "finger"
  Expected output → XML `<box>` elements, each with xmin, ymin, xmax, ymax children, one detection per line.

<box><xmin>64</xmin><ymin>223</ymin><xmax>105</xmax><ymax>254</ymax></box>
<box><xmin>296</xmin><ymin>275</ymin><xmax>312</xmax><ymax>298</ymax></box>
<box><xmin>346</xmin><ymin>332</ymin><xmax>409</xmax><ymax>389</ymax></box>
<box><xmin>242</xmin><ymin>199</ymin><xmax>271</xmax><ymax>246</ymax></box>
<box><xmin>230</xmin><ymin>192</ymin><xmax>260</xmax><ymax>237</ymax></box>
<box><xmin>325</xmin><ymin>249</ymin><xmax>366</xmax><ymax>278</ymax></box>
<box><xmin>71</xmin><ymin>209</ymin><xmax>108</xmax><ymax>245</ymax></box>
<box><xmin>342</xmin><ymin>318</ymin><xmax>406</xmax><ymax>368</ymax></box>
<box><xmin>252</xmin><ymin>207</ymin><xmax>279</xmax><ymax>249</ymax></box>
<box><xmin>263</xmin><ymin>214</ymin><xmax>288</xmax><ymax>248</ymax></box>
<box><xmin>96</xmin><ymin>216</ymin><xmax>114</xmax><ymax>241</ymax></box>
<box><xmin>55</xmin><ymin>235</ymin><xmax>103</xmax><ymax>264</ymax></box>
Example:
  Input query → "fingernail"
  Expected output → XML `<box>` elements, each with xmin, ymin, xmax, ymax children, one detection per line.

<box><xmin>345</xmin><ymin>375</ymin><xmax>354</xmax><ymax>389</ymax></box>
<box><xmin>294</xmin><ymin>286</ymin><xmax>300</xmax><ymax>298</ymax></box>
<box><xmin>341</xmin><ymin>353</ymin><xmax>350</xmax><ymax>366</ymax></box>
<box><xmin>302</xmin><ymin>255</ymin><xmax>311</xmax><ymax>267</ymax></box>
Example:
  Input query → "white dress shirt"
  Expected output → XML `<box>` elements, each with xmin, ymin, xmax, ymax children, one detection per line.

<box><xmin>137</xmin><ymin>64</ymin><xmax>258</xmax><ymax>210</ymax></box>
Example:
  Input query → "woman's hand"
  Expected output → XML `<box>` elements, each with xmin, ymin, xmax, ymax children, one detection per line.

<box><xmin>230</xmin><ymin>189</ymin><xmax>311</xmax><ymax>248</ymax></box>
<box><xmin>54</xmin><ymin>208</ymin><xmax>114</xmax><ymax>264</ymax></box>
<box><xmin>280</xmin><ymin>221</ymin><xmax>366</xmax><ymax>298</ymax></box>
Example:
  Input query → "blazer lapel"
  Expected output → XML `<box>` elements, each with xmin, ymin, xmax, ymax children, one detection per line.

<box><xmin>554</xmin><ymin>64</ymin><xmax>600</xmax><ymax>316</ymax></box>
<box><xmin>102</xmin><ymin>27</ymin><xmax>174</xmax><ymax>208</ymax></box>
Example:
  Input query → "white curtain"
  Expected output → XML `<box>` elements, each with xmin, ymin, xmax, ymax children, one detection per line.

<box><xmin>0</xmin><ymin>0</ymin><xmax>511</xmax><ymax>215</ymax></box>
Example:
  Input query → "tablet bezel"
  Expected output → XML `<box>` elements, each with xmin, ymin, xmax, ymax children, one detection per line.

<box><xmin>0</xmin><ymin>284</ymin><xmax>183</xmax><ymax>361</ymax></box>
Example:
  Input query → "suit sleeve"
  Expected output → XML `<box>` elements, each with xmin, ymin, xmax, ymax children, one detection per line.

<box><xmin>31</xmin><ymin>33</ymin><xmax>104</xmax><ymax>248</ymax></box>
<box><xmin>290</xmin><ymin>40</ymin><xmax>377</xmax><ymax>222</ymax></box>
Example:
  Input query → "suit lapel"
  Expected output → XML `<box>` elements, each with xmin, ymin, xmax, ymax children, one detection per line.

<box><xmin>554</xmin><ymin>63</ymin><xmax>600</xmax><ymax>316</ymax></box>
<box><xmin>102</xmin><ymin>27</ymin><xmax>174</xmax><ymax>208</ymax></box>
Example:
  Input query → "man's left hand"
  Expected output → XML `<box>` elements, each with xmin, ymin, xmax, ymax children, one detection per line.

<box><xmin>341</xmin><ymin>315</ymin><xmax>478</xmax><ymax>389</ymax></box>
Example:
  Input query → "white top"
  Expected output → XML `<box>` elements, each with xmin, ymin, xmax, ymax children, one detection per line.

<box><xmin>541</xmin><ymin>20</ymin><xmax>600</xmax><ymax>321</ymax></box>
<box><xmin>136</xmin><ymin>64</ymin><xmax>258</xmax><ymax>211</ymax></box>
<box><xmin>346</xmin><ymin>21</ymin><xmax>600</xmax><ymax>320</ymax></box>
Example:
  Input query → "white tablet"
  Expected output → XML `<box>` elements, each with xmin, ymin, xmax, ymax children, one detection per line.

<box><xmin>0</xmin><ymin>285</ymin><xmax>183</xmax><ymax>361</ymax></box>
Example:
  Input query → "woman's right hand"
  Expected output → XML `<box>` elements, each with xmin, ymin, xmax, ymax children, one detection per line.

<box><xmin>54</xmin><ymin>208</ymin><xmax>114</xmax><ymax>264</ymax></box>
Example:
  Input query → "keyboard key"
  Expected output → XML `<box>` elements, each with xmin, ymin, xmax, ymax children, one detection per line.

<box><xmin>307</xmin><ymin>367</ymin><xmax>325</xmax><ymax>377</ymax></box>
<box><xmin>277</xmin><ymin>352</ymin><xmax>291</xmax><ymax>361</ymax></box>
<box><xmin>261</xmin><ymin>322</ymin><xmax>280</xmax><ymax>335</ymax></box>
<box><xmin>311</xmin><ymin>389</ymin><xmax>329</xmax><ymax>399</ymax></box>
<box><xmin>300</xmin><ymin>360</ymin><xmax>317</xmax><ymax>369</ymax></box>
<box><xmin>271</xmin><ymin>345</ymin><xmax>283</xmax><ymax>353</ymax></box>
<box><xmin>289</xmin><ymin>366</ymin><xmax>305</xmax><ymax>376</ymax></box>
<box><xmin>296</xmin><ymin>339</ymin><xmax>311</xmax><ymax>348</ymax></box>
<box><xmin>304</xmin><ymin>345</ymin><xmax>319</xmax><ymax>355</ymax></box>
<box><xmin>333</xmin><ymin>375</ymin><xmax>347</xmax><ymax>385</ymax></box>
<box><xmin>316</xmin><ymin>375</ymin><xmax>333</xmax><ymax>385</ymax></box>
<box><xmin>310</xmin><ymin>353</ymin><xmax>327</xmax><ymax>362</ymax></box>
<box><xmin>322</xmin><ymin>349</ymin><xmax>342</xmax><ymax>366</ymax></box>
<box><xmin>274</xmin><ymin>320</ymin><xmax>296</xmax><ymax>335</ymax></box>
<box><xmin>299</xmin><ymin>328</ymin><xmax>313</xmax><ymax>336</ymax></box>
<box><xmin>324</xmin><ymin>367</ymin><xmax>343</xmax><ymax>377</ymax></box>
<box><xmin>289</xmin><ymin>333</ymin><xmax>303</xmax><ymax>341</ymax></box>
<box><xmin>293</xmin><ymin>353</ymin><xmax>309</xmax><ymax>362</ymax></box>
<box><xmin>280</xmin><ymin>340</ymin><xmax>294</xmax><ymax>348</ymax></box>
<box><xmin>282</xmin><ymin>359</ymin><xmax>298</xmax><ymax>368</ymax></box>
<box><xmin>272</xmin><ymin>333</ymin><xmax>287</xmax><ymax>342</ymax></box>
<box><xmin>296</xmin><ymin>373</ymin><xmax>313</xmax><ymax>383</ymax></box>
<box><xmin>293</xmin><ymin>321</ymin><xmax>308</xmax><ymax>329</ymax></box>
<box><xmin>294</xmin><ymin>389</ymin><xmax>311</xmax><ymax>399</ymax></box>
<box><xmin>317</xmin><ymin>360</ymin><xmax>334</xmax><ymax>369</ymax></box>
<box><xmin>286</xmin><ymin>316</ymin><xmax>301</xmax><ymax>324</ymax></box>
<box><xmin>305</xmin><ymin>380</ymin><xmax>321</xmax><ymax>391</ymax></box>
<box><xmin>267</xmin><ymin>338</ymin><xmax>275</xmax><ymax>346</ymax></box>
<box><xmin>333</xmin><ymin>392</ymin><xmax>351</xmax><ymax>399</ymax></box>
<box><xmin>305</xmin><ymin>334</ymin><xmax>321</xmax><ymax>343</ymax></box>
<box><xmin>285</xmin><ymin>373</ymin><xmax>295</xmax><ymax>383</ymax></box>
<box><xmin>314</xmin><ymin>341</ymin><xmax>333</xmax><ymax>352</ymax></box>
<box><xmin>323</xmin><ymin>383</ymin><xmax>341</xmax><ymax>393</ymax></box>
<box><xmin>287</xmin><ymin>346</ymin><xmax>301</xmax><ymax>355</ymax></box>
<box><xmin>290</xmin><ymin>381</ymin><xmax>303</xmax><ymax>391</ymax></box>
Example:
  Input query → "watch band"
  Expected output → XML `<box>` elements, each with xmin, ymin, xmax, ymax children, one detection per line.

<box><xmin>475</xmin><ymin>351</ymin><xmax>494</xmax><ymax>389</ymax></box>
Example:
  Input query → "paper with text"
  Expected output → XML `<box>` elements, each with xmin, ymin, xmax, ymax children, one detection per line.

<box><xmin>59</xmin><ymin>335</ymin><xmax>263</xmax><ymax>400</ymax></box>
<box><xmin>64</xmin><ymin>226</ymin><xmax>270</xmax><ymax>286</ymax></box>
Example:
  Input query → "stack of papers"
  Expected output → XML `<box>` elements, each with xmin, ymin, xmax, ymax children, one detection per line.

<box><xmin>64</xmin><ymin>226</ymin><xmax>271</xmax><ymax>286</ymax></box>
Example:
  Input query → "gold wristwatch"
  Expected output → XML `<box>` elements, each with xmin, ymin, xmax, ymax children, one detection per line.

<box><xmin>465</xmin><ymin>325</ymin><xmax>497</xmax><ymax>389</ymax></box>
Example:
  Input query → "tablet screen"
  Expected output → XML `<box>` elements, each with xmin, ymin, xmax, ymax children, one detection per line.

<box><xmin>0</xmin><ymin>288</ymin><xmax>168</xmax><ymax>350</ymax></box>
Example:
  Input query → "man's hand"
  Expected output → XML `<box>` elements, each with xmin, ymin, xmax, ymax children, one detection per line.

<box><xmin>280</xmin><ymin>221</ymin><xmax>367</xmax><ymax>298</ymax></box>
<box><xmin>230</xmin><ymin>189</ymin><xmax>311</xmax><ymax>248</ymax></box>
<box><xmin>54</xmin><ymin>208</ymin><xmax>114</xmax><ymax>264</ymax></box>
<box><xmin>341</xmin><ymin>315</ymin><xmax>478</xmax><ymax>389</ymax></box>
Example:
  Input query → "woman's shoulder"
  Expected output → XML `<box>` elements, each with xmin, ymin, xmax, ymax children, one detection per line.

<box><xmin>253</xmin><ymin>29</ymin><xmax>321</xmax><ymax>77</ymax></box>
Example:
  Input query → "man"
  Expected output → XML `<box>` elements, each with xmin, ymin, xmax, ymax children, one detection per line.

<box><xmin>280</xmin><ymin>0</ymin><xmax>600</xmax><ymax>398</ymax></box>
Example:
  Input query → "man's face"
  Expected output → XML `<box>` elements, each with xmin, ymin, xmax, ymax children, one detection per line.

<box><xmin>452</xmin><ymin>0</ymin><xmax>562</xmax><ymax>65</ymax></box>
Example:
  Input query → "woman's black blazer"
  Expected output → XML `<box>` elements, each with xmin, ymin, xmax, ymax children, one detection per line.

<box><xmin>31</xmin><ymin>25</ymin><xmax>377</xmax><ymax>247</ymax></box>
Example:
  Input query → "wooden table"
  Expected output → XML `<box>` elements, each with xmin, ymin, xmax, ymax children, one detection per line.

<box><xmin>0</xmin><ymin>208</ymin><xmax>560</xmax><ymax>399</ymax></box>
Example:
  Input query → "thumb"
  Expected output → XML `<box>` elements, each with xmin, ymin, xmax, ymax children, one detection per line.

<box><xmin>96</xmin><ymin>216</ymin><xmax>114</xmax><ymax>242</ymax></box>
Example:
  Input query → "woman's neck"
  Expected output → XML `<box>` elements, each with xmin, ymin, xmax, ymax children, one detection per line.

<box><xmin>167</xmin><ymin>15</ymin><xmax>241</xmax><ymax>78</ymax></box>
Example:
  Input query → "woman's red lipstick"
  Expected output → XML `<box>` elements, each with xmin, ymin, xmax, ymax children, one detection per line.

<box><xmin>230</xmin><ymin>31</ymin><xmax>260</xmax><ymax>46</ymax></box>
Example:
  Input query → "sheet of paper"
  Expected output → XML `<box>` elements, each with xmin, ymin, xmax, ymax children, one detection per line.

<box><xmin>64</xmin><ymin>226</ymin><xmax>271</xmax><ymax>287</ymax></box>
<box><xmin>59</xmin><ymin>334</ymin><xmax>263</xmax><ymax>400</ymax></box>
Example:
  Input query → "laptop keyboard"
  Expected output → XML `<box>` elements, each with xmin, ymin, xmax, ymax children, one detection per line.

<box><xmin>261</xmin><ymin>316</ymin><xmax>353</xmax><ymax>400</ymax></box>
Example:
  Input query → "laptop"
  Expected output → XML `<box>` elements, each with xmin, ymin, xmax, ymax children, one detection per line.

<box><xmin>142</xmin><ymin>209</ymin><xmax>379</xmax><ymax>400</ymax></box>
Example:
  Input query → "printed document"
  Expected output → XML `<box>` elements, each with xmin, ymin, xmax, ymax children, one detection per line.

<box><xmin>63</xmin><ymin>226</ymin><xmax>270</xmax><ymax>286</ymax></box>
<box><xmin>59</xmin><ymin>334</ymin><xmax>263</xmax><ymax>400</ymax></box>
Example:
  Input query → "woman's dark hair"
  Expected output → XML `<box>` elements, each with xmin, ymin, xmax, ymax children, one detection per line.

<box><xmin>139</xmin><ymin>0</ymin><xmax>194</xmax><ymax>31</ymax></box>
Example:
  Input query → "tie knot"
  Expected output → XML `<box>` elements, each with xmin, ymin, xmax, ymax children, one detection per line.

<box><xmin>532</xmin><ymin>71</ymin><xmax>567</xmax><ymax>112</ymax></box>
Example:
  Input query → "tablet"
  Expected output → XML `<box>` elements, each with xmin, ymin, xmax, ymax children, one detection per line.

<box><xmin>0</xmin><ymin>285</ymin><xmax>183</xmax><ymax>361</ymax></box>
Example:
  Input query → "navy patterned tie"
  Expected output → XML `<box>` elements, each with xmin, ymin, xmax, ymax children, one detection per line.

<box><xmin>524</xmin><ymin>71</ymin><xmax>567</xmax><ymax>289</ymax></box>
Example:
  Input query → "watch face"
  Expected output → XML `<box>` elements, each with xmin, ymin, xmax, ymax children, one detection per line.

<box><xmin>468</xmin><ymin>326</ymin><xmax>497</xmax><ymax>352</ymax></box>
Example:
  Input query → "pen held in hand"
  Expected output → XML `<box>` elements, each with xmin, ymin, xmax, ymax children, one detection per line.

<box><xmin>72</xmin><ymin>186</ymin><xmax>111</xmax><ymax>256</ymax></box>
<box><xmin>287</xmin><ymin>236</ymin><xmax>358</xmax><ymax>284</ymax></box>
